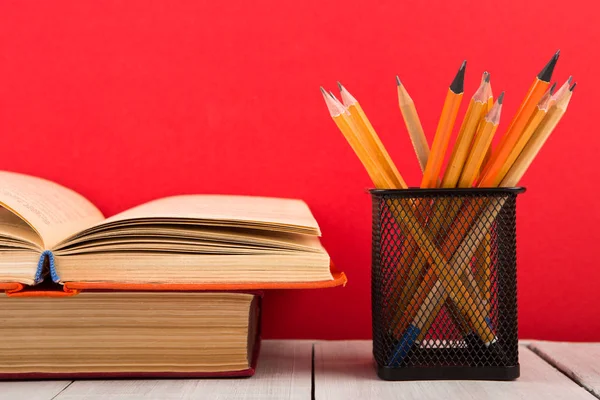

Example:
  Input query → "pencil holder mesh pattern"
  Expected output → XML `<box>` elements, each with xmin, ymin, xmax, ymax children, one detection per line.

<box><xmin>370</xmin><ymin>188</ymin><xmax>524</xmax><ymax>381</ymax></box>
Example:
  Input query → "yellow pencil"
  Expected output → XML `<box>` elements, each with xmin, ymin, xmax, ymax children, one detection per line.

<box><xmin>491</xmin><ymin>83</ymin><xmax>556</xmax><ymax>186</ymax></box>
<box><xmin>407</xmin><ymin>95</ymin><xmax>504</xmax><ymax>343</ymax></box>
<box><xmin>479</xmin><ymin>51</ymin><xmax>559</xmax><ymax>186</ymax></box>
<box><xmin>321</xmin><ymin>88</ymin><xmax>393</xmax><ymax>188</ymax></box>
<box><xmin>339</xmin><ymin>83</ymin><xmax>407</xmax><ymax>188</ymax></box>
<box><xmin>501</xmin><ymin>83</ymin><xmax>575</xmax><ymax>186</ymax></box>
<box><xmin>442</xmin><ymin>74</ymin><xmax>489</xmax><ymax>187</ymax></box>
<box><xmin>459</xmin><ymin>94</ymin><xmax>504</xmax><ymax>187</ymax></box>
<box><xmin>480</xmin><ymin>72</ymin><xmax>494</xmax><ymax>173</ymax></box>
<box><xmin>396</xmin><ymin>76</ymin><xmax>430</xmax><ymax>172</ymax></box>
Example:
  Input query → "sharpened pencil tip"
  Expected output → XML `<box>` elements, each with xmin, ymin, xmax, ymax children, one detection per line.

<box><xmin>450</xmin><ymin>60</ymin><xmax>467</xmax><ymax>94</ymax></box>
<box><xmin>395</xmin><ymin>75</ymin><xmax>401</xmax><ymax>86</ymax></box>
<box><xmin>555</xmin><ymin>49</ymin><xmax>561</xmax><ymax>58</ymax></box>
<box><xmin>568</xmin><ymin>75</ymin><xmax>573</xmax><ymax>84</ymax></box>
<box><xmin>337</xmin><ymin>81</ymin><xmax>343</xmax><ymax>91</ymax></box>
<box><xmin>484</xmin><ymin>72</ymin><xmax>490</xmax><ymax>83</ymax></box>
<box><xmin>498</xmin><ymin>91</ymin><xmax>505</xmax><ymax>105</ymax></box>
<box><xmin>538</xmin><ymin>52</ymin><xmax>559</xmax><ymax>82</ymax></box>
<box><xmin>569</xmin><ymin>82</ymin><xmax>577</xmax><ymax>92</ymax></box>
<box><xmin>550</xmin><ymin>82</ymin><xmax>557</xmax><ymax>94</ymax></box>
<box><xmin>320</xmin><ymin>86</ymin><xmax>327</xmax><ymax>95</ymax></box>
<box><xmin>329</xmin><ymin>91</ymin><xmax>336</xmax><ymax>99</ymax></box>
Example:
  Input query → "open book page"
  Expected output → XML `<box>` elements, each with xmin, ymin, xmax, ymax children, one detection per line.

<box><xmin>0</xmin><ymin>207</ymin><xmax>43</xmax><ymax>250</ymax></box>
<box><xmin>0</xmin><ymin>171</ymin><xmax>105</xmax><ymax>249</ymax></box>
<box><xmin>100</xmin><ymin>195</ymin><xmax>321</xmax><ymax>235</ymax></box>
<box><xmin>54</xmin><ymin>225</ymin><xmax>325</xmax><ymax>254</ymax></box>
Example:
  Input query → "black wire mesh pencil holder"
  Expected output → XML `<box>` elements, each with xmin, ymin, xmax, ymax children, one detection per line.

<box><xmin>370</xmin><ymin>187</ymin><xmax>524</xmax><ymax>381</ymax></box>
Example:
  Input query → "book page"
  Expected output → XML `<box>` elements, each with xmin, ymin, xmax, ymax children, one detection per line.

<box><xmin>102</xmin><ymin>195</ymin><xmax>321</xmax><ymax>235</ymax></box>
<box><xmin>0</xmin><ymin>207</ymin><xmax>43</xmax><ymax>249</ymax></box>
<box><xmin>0</xmin><ymin>171</ymin><xmax>105</xmax><ymax>249</ymax></box>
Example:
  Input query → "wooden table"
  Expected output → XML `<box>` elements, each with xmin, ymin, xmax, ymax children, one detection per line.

<box><xmin>1</xmin><ymin>341</ymin><xmax>598</xmax><ymax>399</ymax></box>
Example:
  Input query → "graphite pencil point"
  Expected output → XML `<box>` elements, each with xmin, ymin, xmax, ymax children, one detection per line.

<box><xmin>538</xmin><ymin>52</ymin><xmax>559</xmax><ymax>82</ymax></box>
<box><xmin>450</xmin><ymin>60</ymin><xmax>467</xmax><ymax>94</ymax></box>
<box><xmin>569</xmin><ymin>82</ymin><xmax>577</xmax><ymax>92</ymax></box>
<box><xmin>396</xmin><ymin>76</ymin><xmax>402</xmax><ymax>86</ymax></box>
<box><xmin>498</xmin><ymin>91</ymin><xmax>505</xmax><ymax>105</ymax></box>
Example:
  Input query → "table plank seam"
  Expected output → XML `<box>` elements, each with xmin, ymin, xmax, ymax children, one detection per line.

<box><xmin>311</xmin><ymin>343</ymin><xmax>316</xmax><ymax>400</ymax></box>
<box><xmin>49</xmin><ymin>381</ymin><xmax>74</xmax><ymax>400</ymax></box>
<box><xmin>527</xmin><ymin>343</ymin><xmax>600</xmax><ymax>400</ymax></box>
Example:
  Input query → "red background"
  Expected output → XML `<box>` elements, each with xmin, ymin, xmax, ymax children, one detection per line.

<box><xmin>0</xmin><ymin>1</ymin><xmax>597</xmax><ymax>341</ymax></box>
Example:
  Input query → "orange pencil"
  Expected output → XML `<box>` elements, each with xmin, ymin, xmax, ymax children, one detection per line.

<box><xmin>421</xmin><ymin>61</ymin><xmax>466</xmax><ymax>188</ymax></box>
<box><xmin>479</xmin><ymin>51</ymin><xmax>559</xmax><ymax>186</ymax></box>
<box><xmin>491</xmin><ymin>83</ymin><xmax>557</xmax><ymax>186</ymax></box>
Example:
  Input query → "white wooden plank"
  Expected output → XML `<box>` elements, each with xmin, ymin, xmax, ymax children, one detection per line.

<box><xmin>529</xmin><ymin>341</ymin><xmax>600</xmax><ymax>398</ymax></box>
<box><xmin>314</xmin><ymin>340</ymin><xmax>595</xmax><ymax>400</ymax></box>
<box><xmin>0</xmin><ymin>380</ymin><xmax>72</xmax><ymax>400</ymax></box>
<box><xmin>54</xmin><ymin>340</ymin><xmax>312</xmax><ymax>400</ymax></box>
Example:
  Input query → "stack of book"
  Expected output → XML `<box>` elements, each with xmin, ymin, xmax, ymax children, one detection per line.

<box><xmin>0</xmin><ymin>171</ymin><xmax>345</xmax><ymax>378</ymax></box>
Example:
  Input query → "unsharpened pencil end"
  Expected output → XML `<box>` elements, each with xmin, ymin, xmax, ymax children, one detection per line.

<box><xmin>450</xmin><ymin>60</ymin><xmax>467</xmax><ymax>94</ymax></box>
<box><xmin>550</xmin><ymin>82</ymin><xmax>557</xmax><ymax>94</ymax></box>
<box><xmin>498</xmin><ymin>91</ymin><xmax>505</xmax><ymax>105</ymax></box>
<box><xmin>570</xmin><ymin>82</ymin><xmax>577</xmax><ymax>92</ymax></box>
<box><xmin>395</xmin><ymin>75</ymin><xmax>401</xmax><ymax>86</ymax></box>
<box><xmin>538</xmin><ymin>51</ymin><xmax>560</xmax><ymax>82</ymax></box>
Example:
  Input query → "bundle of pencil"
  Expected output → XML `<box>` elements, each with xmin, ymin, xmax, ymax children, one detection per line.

<box><xmin>320</xmin><ymin>50</ymin><xmax>576</xmax><ymax>362</ymax></box>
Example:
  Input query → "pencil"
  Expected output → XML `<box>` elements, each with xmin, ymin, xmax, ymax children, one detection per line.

<box><xmin>479</xmin><ymin>51</ymin><xmax>559</xmax><ymax>187</ymax></box>
<box><xmin>395</xmin><ymin>95</ymin><xmax>504</xmax><ymax>348</ymax></box>
<box><xmin>501</xmin><ymin>83</ymin><xmax>575</xmax><ymax>186</ymax></box>
<box><xmin>459</xmin><ymin>94</ymin><xmax>504</xmax><ymax>187</ymax></box>
<box><xmin>395</xmin><ymin>94</ymin><xmax>504</xmax><ymax>323</ymax></box>
<box><xmin>324</xmin><ymin>85</ymin><xmax>485</xmax><ymax>339</ymax></box>
<box><xmin>394</xmin><ymin>63</ymin><xmax>475</xmax><ymax>326</ymax></box>
<box><xmin>491</xmin><ymin>83</ymin><xmax>557</xmax><ymax>186</ymax></box>
<box><xmin>339</xmin><ymin>83</ymin><xmax>407</xmax><ymax>188</ymax></box>
<box><xmin>442</xmin><ymin>74</ymin><xmax>489</xmax><ymax>187</ymax></box>
<box><xmin>552</xmin><ymin>76</ymin><xmax>573</xmax><ymax>102</ymax></box>
<box><xmin>480</xmin><ymin>72</ymin><xmax>494</xmax><ymax>173</ymax></box>
<box><xmin>396</xmin><ymin>76</ymin><xmax>430</xmax><ymax>172</ymax></box>
<box><xmin>390</xmin><ymin>198</ymin><xmax>503</xmax><ymax>364</ymax></box>
<box><xmin>474</xmin><ymin>232</ymin><xmax>493</xmax><ymax>303</ymax></box>
<box><xmin>321</xmin><ymin>88</ymin><xmax>393</xmax><ymax>188</ymax></box>
<box><xmin>473</xmin><ymin>73</ymin><xmax>495</xmax><ymax>299</ymax></box>
<box><xmin>406</xmin><ymin>84</ymin><xmax>574</xmax><ymax>353</ymax></box>
<box><xmin>407</xmin><ymin>74</ymin><xmax>490</xmax><ymax>333</ymax></box>
<box><xmin>421</xmin><ymin>61</ymin><xmax>466</xmax><ymax>188</ymax></box>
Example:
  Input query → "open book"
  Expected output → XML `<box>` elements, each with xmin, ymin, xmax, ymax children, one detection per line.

<box><xmin>0</xmin><ymin>171</ymin><xmax>333</xmax><ymax>286</ymax></box>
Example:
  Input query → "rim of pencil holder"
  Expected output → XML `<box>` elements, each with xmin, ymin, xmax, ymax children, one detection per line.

<box><xmin>369</xmin><ymin>187</ymin><xmax>526</xmax><ymax>197</ymax></box>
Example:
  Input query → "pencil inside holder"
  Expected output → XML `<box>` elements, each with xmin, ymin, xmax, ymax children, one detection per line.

<box><xmin>370</xmin><ymin>187</ymin><xmax>524</xmax><ymax>381</ymax></box>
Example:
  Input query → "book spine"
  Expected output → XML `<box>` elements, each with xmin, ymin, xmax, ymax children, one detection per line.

<box><xmin>35</xmin><ymin>251</ymin><xmax>59</xmax><ymax>284</ymax></box>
